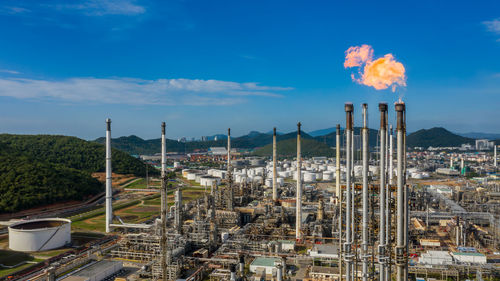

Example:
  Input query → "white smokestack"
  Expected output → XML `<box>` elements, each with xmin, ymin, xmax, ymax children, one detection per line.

<box><xmin>296</xmin><ymin>122</ymin><xmax>302</xmax><ymax>241</ymax></box>
<box><xmin>344</xmin><ymin>103</ymin><xmax>353</xmax><ymax>281</ymax></box>
<box><xmin>378</xmin><ymin>103</ymin><xmax>388</xmax><ymax>281</ymax></box>
<box><xmin>495</xmin><ymin>145</ymin><xmax>497</xmax><ymax>168</ymax></box>
<box><xmin>335</xmin><ymin>124</ymin><xmax>342</xmax><ymax>279</ymax></box>
<box><xmin>395</xmin><ymin>102</ymin><xmax>407</xmax><ymax>281</ymax></box>
<box><xmin>161</xmin><ymin>122</ymin><xmax>166</xmax><ymax>176</ymax></box>
<box><xmin>105</xmin><ymin>118</ymin><xmax>112</xmax><ymax>233</ymax></box>
<box><xmin>273</xmin><ymin>127</ymin><xmax>278</xmax><ymax>201</ymax></box>
<box><xmin>361</xmin><ymin>103</ymin><xmax>369</xmax><ymax>281</ymax></box>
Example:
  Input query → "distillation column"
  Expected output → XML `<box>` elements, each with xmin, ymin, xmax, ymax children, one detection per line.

<box><xmin>105</xmin><ymin>118</ymin><xmax>113</xmax><ymax>233</ymax></box>
<box><xmin>361</xmin><ymin>104</ymin><xmax>370</xmax><ymax>281</ymax></box>
<box><xmin>344</xmin><ymin>103</ymin><xmax>353</xmax><ymax>281</ymax></box>
<box><xmin>395</xmin><ymin>102</ymin><xmax>407</xmax><ymax>281</ymax></box>
<box><xmin>296</xmin><ymin>122</ymin><xmax>303</xmax><ymax>241</ymax></box>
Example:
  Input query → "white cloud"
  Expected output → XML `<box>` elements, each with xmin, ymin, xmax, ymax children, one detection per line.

<box><xmin>51</xmin><ymin>0</ymin><xmax>145</xmax><ymax>16</ymax></box>
<box><xmin>483</xmin><ymin>18</ymin><xmax>500</xmax><ymax>40</ymax></box>
<box><xmin>0</xmin><ymin>69</ymin><xmax>21</xmax><ymax>74</ymax></box>
<box><xmin>0</xmin><ymin>77</ymin><xmax>291</xmax><ymax>106</ymax></box>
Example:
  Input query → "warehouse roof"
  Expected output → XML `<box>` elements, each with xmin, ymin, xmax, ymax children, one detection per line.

<box><xmin>250</xmin><ymin>257</ymin><xmax>280</xmax><ymax>267</ymax></box>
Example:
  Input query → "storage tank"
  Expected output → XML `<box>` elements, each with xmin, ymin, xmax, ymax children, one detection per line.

<box><xmin>9</xmin><ymin>218</ymin><xmax>71</xmax><ymax>252</ymax></box>
<box><xmin>323</xmin><ymin>171</ymin><xmax>334</xmax><ymax>181</ymax></box>
<box><xmin>304</xmin><ymin>172</ymin><xmax>316</xmax><ymax>183</ymax></box>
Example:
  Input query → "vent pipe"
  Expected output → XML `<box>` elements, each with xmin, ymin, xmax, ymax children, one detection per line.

<box><xmin>378</xmin><ymin>103</ymin><xmax>388</xmax><ymax>281</ymax></box>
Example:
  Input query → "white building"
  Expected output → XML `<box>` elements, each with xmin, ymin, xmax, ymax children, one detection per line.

<box><xmin>418</xmin><ymin>250</ymin><xmax>453</xmax><ymax>265</ymax></box>
<box><xmin>249</xmin><ymin>257</ymin><xmax>281</xmax><ymax>275</ymax></box>
<box><xmin>451</xmin><ymin>252</ymin><xmax>487</xmax><ymax>264</ymax></box>
<box><xmin>476</xmin><ymin>139</ymin><xmax>494</xmax><ymax>150</ymax></box>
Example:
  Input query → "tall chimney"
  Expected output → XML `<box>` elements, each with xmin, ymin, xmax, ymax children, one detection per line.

<box><xmin>335</xmin><ymin>124</ymin><xmax>343</xmax><ymax>279</ymax></box>
<box><xmin>361</xmin><ymin>103</ymin><xmax>370</xmax><ymax>281</ymax></box>
<box><xmin>160</xmin><ymin>175</ymin><xmax>168</xmax><ymax>281</ymax></box>
<box><xmin>395</xmin><ymin>102</ymin><xmax>407</xmax><ymax>281</ymax></box>
<box><xmin>161</xmin><ymin>122</ymin><xmax>168</xmax><ymax>232</ymax></box>
<box><xmin>386</xmin><ymin>123</ymin><xmax>392</xmax><ymax>280</ymax></box>
<box><xmin>161</xmin><ymin>122</ymin><xmax>166</xmax><ymax>176</ymax></box>
<box><xmin>378</xmin><ymin>103</ymin><xmax>388</xmax><ymax>281</ymax></box>
<box><xmin>495</xmin><ymin>145</ymin><xmax>497</xmax><ymax>168</ymax></box>
<box><xmin>227</xmin><ymin>128</ymin><xmax>234</xmax><ymax>211</ymax></box>
<box><xmin>389</xmin><ymin>125</ymin><xmax>394</xmax><ymax>185</ymax></box>
<box><xmin>273</xmin><ymin>127</ymin><xmax>278</xmax><ymax>201</ymax></box>
<box><xmin>296</xmin><ymin>122</ymin><xmax>302</xmax><ymax>241</ymax></box>
<box><xmin>344</xmin><ymin>103</ymin><xmax>353</xmax><ymax>281</ymax></box>
<box><xmin>105</xmin><ymin>118</ymin><xmax>113</xmax><ymax>233</ymax></box>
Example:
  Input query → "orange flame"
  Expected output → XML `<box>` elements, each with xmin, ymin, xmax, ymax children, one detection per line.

<box><xmin>344</xmin><ymin>45</ymin><xmax>406</xmax><ymax>92</ymax></box>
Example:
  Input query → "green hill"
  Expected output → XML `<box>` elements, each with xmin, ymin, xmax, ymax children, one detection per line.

<box><xmin>253</xmin><ymin>137</ymin><xmax>334</xmax><ymax>157</ymax></box>
<box><xmin>406</xmin><ymin>127</ymin><xmax>475</xmax><ymax>148</ymax></box>
<box><xmin>0</xmin><ymin>134</ymin><xmax>154</xmax><ymax>176</ymax></box>
<box><xmin>0</xmin><ymin>142</ymin><xmax>102</xmax><ymax>213</ymax></box>
<box><xmin>0</xmin><ymin>134</ymin><xmax>157</xmax><ymax>213</ymax></box>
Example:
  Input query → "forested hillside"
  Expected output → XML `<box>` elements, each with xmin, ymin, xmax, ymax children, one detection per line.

<box><xmin>0</xmin><ymin>134</ymin><xmax>156</xmax><ymax>213</ymax></box>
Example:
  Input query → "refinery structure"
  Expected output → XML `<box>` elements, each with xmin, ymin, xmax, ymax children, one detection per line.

<box><xmin>1</xmin><ymin>101</ymin><xmax>500</xmax><ymax>281</ymax></box>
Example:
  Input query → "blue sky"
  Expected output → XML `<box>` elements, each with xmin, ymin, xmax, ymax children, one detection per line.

<box><xmin>0</xmin><ymin>0</ymin><xmax>499</xmax><ymax>140</ymax></box>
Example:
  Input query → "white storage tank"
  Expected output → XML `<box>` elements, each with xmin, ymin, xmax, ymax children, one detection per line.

<box><xmin>9</xmin><ymin>218</ymin><xmax>71</xmax><ymax>252</ymax></box>
<box><xmin>304</xmin><ymin>172</ymin><xmax>317</xmax><ymax>183</ymax></box>
<box><xmin>200</xmin><ymin>176</ymin><xmax>220</xmax><ymax>187</ymax></box>
<box><xmin>323</xmin><ymin>171</ymin><xmax>334</xmax><ymax>181</ymax></box>
<box><xmin>187</xmin><ymin>172</ymin><xmax>197</xmax><ymax>181</ymax></box>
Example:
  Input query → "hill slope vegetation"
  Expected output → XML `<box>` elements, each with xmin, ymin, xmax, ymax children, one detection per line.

<box><xmin>406</xmin><ymin>128</ymin><xmax>475</xmax><ymax>148</ymax></box>
<box><xmin>0</xmin><ymin>134</ymin><xmax>155</xmax><ymax>213</ymax></box>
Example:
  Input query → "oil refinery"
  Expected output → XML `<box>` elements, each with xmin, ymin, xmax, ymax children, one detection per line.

<box><xmin>1</xmin><ymin>101</ymin><xmax>499</xmax><ymax>281</ymax></box>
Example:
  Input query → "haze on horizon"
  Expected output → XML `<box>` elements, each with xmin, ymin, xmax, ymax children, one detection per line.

<box><xmin>0</xmin><ymin>0</ymin><xmax>499</xmax><ymax>140</ymax></box>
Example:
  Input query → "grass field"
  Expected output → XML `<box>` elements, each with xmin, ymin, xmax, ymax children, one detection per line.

<box><xmin>72</xmin><ymin>185</ymin><xmax>207</xmax><ymax>233</ymax></box>
<box><xmin>125</xmin><ymin>178</ymin><xmax>162</xmax><ymax>189</ymax></box>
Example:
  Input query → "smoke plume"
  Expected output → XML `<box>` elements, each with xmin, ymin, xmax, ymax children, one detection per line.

<box><xmin>344</xmin><ymin>45</ymin><xmax>406</xmax><ymax>92</ymax></box>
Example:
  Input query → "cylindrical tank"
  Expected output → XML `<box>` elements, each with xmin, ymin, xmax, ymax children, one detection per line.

<box><xmin>9</xmin><ymin>218</ymin><xmax>71</xmax><ymax>252</ymax></box>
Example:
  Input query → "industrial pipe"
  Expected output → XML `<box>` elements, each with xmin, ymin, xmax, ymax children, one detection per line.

<box><xmin>296</xmin><ymin>122</ymin><xmax>302</xmax><ymax>241</ymax></box>
<box><xmin>105</xmin><ymin>118</ymin><xmax>112</xmax><ymax>234</ymax></box>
